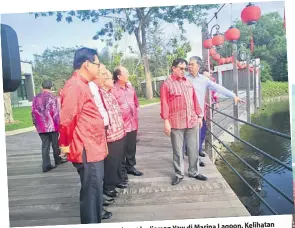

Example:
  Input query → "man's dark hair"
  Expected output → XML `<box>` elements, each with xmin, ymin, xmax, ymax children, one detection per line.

<box><xmin>171</xmin><ymin>58</ymin><xmax>188</xmax><ymax>67</ymax></box>
<box><xmin>73</xmin><ymin>47</ymin><xmax>98</xmax><ymax>70</ymax></box>
<box><xmin>42</xmin><ymin>80</ymin><xmax>52</xmax><ymax>90</ymax></box>
<box><xmin>113</xmin><ymin>67</ymin><xmax>122</xmax><ymax>83</ymax></box>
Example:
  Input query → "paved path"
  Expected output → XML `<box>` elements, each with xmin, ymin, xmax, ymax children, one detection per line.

<box><xmin>6</xmin><ymin>102</ymin><xmax>250</xmax><ymax>227</ymax></box>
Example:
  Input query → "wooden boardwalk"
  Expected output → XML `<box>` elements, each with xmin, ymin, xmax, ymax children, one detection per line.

<box><xmin>6</xmin><ymin>101</ymin><xmax>250</xmax><ymax>227</ymax></box>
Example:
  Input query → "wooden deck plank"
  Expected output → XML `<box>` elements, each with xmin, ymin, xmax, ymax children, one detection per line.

<box><xmin>6</xmin><ymin>97</ymin><xmax>251</xmax><ymax>227</ymax></box>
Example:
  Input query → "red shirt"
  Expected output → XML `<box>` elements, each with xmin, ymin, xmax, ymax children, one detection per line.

<box><xmin>58</xmin><ymin>71</ymin><xmax>108</xmax><ymax>163</ymax></box>
<box><xmin>112</xmin><ymin>82</ymin><xmax>139</xmax><ymax>132</ymax></box>
<box><xmin>160</xmin><ymin>74</ymin><xmax>202</xmax><ymax>129</ymax></box>
<box><xmin>100</xmin><ymin>88</ymin><xmax>126</xmax><ymax>143</ymax></box>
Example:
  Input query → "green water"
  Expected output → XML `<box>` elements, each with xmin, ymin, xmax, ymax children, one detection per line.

<box><xmin>216</xmin><ymin>99</ymin><xmax>293</xmax><ymax>216</ymax></box>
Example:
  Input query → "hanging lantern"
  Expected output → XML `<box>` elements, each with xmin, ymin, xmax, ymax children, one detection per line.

<box><xmin>237</xmin><ymin>62</ymin><xmax>243</xmax><ymax>69</ymax></box>
<box><xmin>212</xmin><ymin>54</ymin><xmax>221</xmax><ymax>61</ymax></box>
<box><xmin>225</xmin><ymin>26</ymin><xmax>240</xmax><ymax>42</ymax></box>
<box><xmin>218</xmin><ymin>58</ymin><xmax>226</xmax><ymax>65</ymax></box>
<box><xmin>209</xmin><ymin>48</ymin><xmax>217</xmax><ymax>56</ymax></box>
<box><xmin>241</xmin><ymin>3</ymin><xmax>261</xmax><ymax>25</ymax></box>
<box><xmin>212</xmin><ymin>33</ymin><xmax>224</xmax><ymax>47</ymax></box>
<box><xmin>204</xmin><ymin>38</ymin><xmax>213</xmax><ymax>49</ymax></box>
<box><xmin>250</xmin><ymin>67</ymin><xmax>254</xmax><ymax>72</ymax></box>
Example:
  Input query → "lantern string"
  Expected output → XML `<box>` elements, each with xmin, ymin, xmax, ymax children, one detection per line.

<box><xmin>203</xmin><ymin>3</ymin><xmax>226</xmax><ymax>30</ymax></box>
<box><xmin>231</xmin><ymin>3</ymin><xmax>233</xmax><ymax>25</ymax></box>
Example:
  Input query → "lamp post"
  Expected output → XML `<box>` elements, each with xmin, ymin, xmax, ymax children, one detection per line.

<box><xmin>237</xmin><ymin>43</ymin><xmax>252</xmax><ymax>122</ymax></box>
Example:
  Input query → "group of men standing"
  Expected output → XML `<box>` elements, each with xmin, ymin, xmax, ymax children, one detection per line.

<box><xmin>31</xmin><ymin>47</ymin><xmax>143</xmax><ymax>224</ymax></box>
<box><xmin>31</xmin><ymin>47</ymin><xmax>241</xmax><ymax>224</ymax></box>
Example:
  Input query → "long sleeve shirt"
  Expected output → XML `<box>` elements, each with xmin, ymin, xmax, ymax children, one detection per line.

<box><xmin>31</xmin><ymin>91</ymin><xmax>59</xmax><ymax>133</ymax></box>
<box><xmin>160</xmin><ymin>74</ymin><xmax>202</xmax><ymax>129</ymax></box>
<box><xmin>58</xmin><ymin>71</ymin><xmax>108</xmax><ymax>163</ymax></box>
<box><xmin>88</xmin><ymin>81</ymin><xmax>109</xmax><ymax>127</ymax></box>
<box><xmin>112</xmin><ymin>82</ymin><xmax>139</xmax><ymax>133</ymax></box>
<box><xmin>184</xmin><ymin>72</ymin><xmax>236</xmax><ymax>118</ymax></box>
<box><xmin>100</xmin><ymin>88</ymin><xmax>126</xmax><ymax>142</ymax></box>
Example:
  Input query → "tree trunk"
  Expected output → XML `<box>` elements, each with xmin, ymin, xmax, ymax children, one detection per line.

<box><xmin>134</xmin><ymin>18</ymin><xmax>153</xmax><ymax>100</ymax></box>
<box><xmin>4</xmin><ymin>93</ymin><xmax>14</xmax><ymax>123</ymax></box>
<box><xmin>141</xmin><ymin>26</ymin><xmax>153</xmax><ymax>100</ymax></box>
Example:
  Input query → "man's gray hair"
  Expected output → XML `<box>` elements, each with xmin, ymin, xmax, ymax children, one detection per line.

<box><xmin>189</xmin><ymin>56</ymin><xmax>203</xmax><ymax>65</ymax></box>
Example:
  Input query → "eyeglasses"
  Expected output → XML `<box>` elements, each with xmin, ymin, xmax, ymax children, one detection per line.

<box><xmin>89</xmin><ymin>61</ymin><xmax>100</xmax><ymax>67</ymax></box>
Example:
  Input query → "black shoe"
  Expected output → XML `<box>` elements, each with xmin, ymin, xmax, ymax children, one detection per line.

<box><xmin>127</xmin><ymin>168</ymin><xmax>143</xmax><ymax>176</ymax></box>
<box><xmin>199</xmin><ymin>152</ymin><xmax>206</xmax><ymax>157</ymax></box>
<box><xmin>171</xmin><ymin>176</ymin><xmax>183</xmax><ymax>185</ymax></box>
<box><xmin>103</xmin><ymin>189</ymin><xmax>119</xmax><ymax>198</ymax></box>
<box><xmin>199</xmin><ymin>161</ymin><xmax>205</xmax><ymax>167</ymax></box>
<box><xmin>192</xmin><ymin>174</ymin><xmax>208</xmax><ymax>181</ymax></box>
<box><xmin>56</xmin><ymin>159</ymin><xmax>67</xmax><ymax>165</ymax></box>
<box><xmin>103</xmin><ymin>198</ymin><xmax>115</xmax><ymax>206</ymax></box>
<box><xmin>42</xmin><ymin>165</ymin><xmax>56</xmax><ymax>173</ymax></box>
<box><xmin>102</xmin><ymin>209</ymin><xmax>112</xmax><ymax>219</ymax></box>
<box><xmin>116</xmin><ymin>182</ymin><xmax>128</xmax><ymax>189</ymax></box>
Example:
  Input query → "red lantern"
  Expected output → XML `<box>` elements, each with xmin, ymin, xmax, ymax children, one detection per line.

<box><xmin>204</xmin><ymin>39</ymin><xmax>213</xmax><ymax>49</ymax></box>
<box><xmin>241</xmin><ymin>3</ymin><xmax>261</xmax><ymax>25</ymax></box>
<box><xmin>212</xmin><ymin>54</ymin><xmax>221</xmax><ymax>61</ymax></box>
<box><xmin>226</xmin><ymin>57</ymin><xmax>231</xmax><ymax>63</ymax></box>
<box><xmin>250</xmin><ymin>67</ymin><xmax>254</xmax><ymax>72</ymax></box>
<box><xmin>212</xmin><ymin>33</ymin><xmax>224</xmax><ymax>46</ymax></box>
<box><xmin>209</xmin><ymin>48</ymin><xmax>217</xmax><ymax>56</ymax></box>
<box><xmin>225</xmin><ymin>26</ymin><xmax>240</xmax><ymax>42</ymax></box>
<box><xmin>218</xmin><ymin>58</ymin><xmax>226</xmax><ymax>65</ymax></box>
<box><xmin>237</xmin><ymin>62</ymin><xmax>243</xmax><ymax>69</ymax></box>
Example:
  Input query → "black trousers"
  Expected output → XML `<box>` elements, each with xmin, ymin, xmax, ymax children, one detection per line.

<box><xmin>73</xmin><ymin>150</ymin><xmax>104</xmax><ymax>224</ymax></box>
<box><xmin>103</xmin><ymin>136</ymin><xmax>126</xmax><ymax>191</ymax></box>
<box><xmin>118</xmin><ymin>130</ymin><xmax>137</xmax><ymax>181</ymax></box>
<box><xmin>39</xmin><ymin>132</ymin><xmax>61</xmax><ymax>169</ymax></box>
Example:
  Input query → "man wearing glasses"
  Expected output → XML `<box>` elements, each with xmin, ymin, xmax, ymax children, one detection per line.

<box><xmin>184</xmin><ymin>56</ymin><xmax>242</xmax><ymax>167</ymax></box>
<box><xmin>160</xmin><ymin>58</ymin><xmax>207</xmax><ymax>186</ymax></box>
<box><xmin>59</xmin><ymin>47</ymin><xmax>108</xmax><ymax>224</ymax></box>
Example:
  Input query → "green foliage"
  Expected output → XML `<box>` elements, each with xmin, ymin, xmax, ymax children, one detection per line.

<box><xmin>272</xmin><ymin>52</ymin><xmax>288</xmax><ymax>81</ymax></box>
<box><xmin>260</xmin><ymin>60</ymin><xmax>272</xmax><ymax>82</ymax></box>
<box><xmin>33</xmin><ymin>46</ymin><xmax>79</xmax><ymax>92</ymax></box>
<box><xmin>5</xmin><ymin>107</ymin><xmax>33</xmax><ymax>131</ymax></box>
<box><xmin>261</xmin><ymin>81</ymin><xmax>288</xmax><ymax>100</ymax></box>
<box><xmin>234</xmin><ymin>12</ymin><xmax>287</xmax><ymax>81</ymax></box>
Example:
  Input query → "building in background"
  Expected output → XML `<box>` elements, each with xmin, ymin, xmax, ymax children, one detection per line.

<box><xmin>10</xmin><ymin>61</ymin><xmax>35</xmax><ymax>107</ymax></box>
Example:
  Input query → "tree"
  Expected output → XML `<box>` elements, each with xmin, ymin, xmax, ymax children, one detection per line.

<box><xmin>33</xmin><ymin>46</ymin><xmax>80</xmax><ymax>92</ymax></box>
<box><xmin>233</xmin><ymin>12</ymin><xmax>287</xmax><ymax>81</ymax></box>
<box><xmin>31</xmin><ymin>4</ymin><xmax>219</xmax><ymax>99</ymax></box>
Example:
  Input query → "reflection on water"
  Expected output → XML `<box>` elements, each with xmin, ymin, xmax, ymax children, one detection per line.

<box><xmin>216</xmin><ymin>99</ymin><xmax>293</xmax><ymax>215</ymax></box>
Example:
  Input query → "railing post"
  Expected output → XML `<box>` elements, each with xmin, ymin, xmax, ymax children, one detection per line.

<box><xmin>205</xmin><ymin>91</ymin><xmax>214</xmax><ymax>162</ymax></box>
<box><xmin>253</xmin><ymin>67</ymin><xmax>257</xmax><ymax>111</ymax></box>
<box><xmin>258</xmin><ymin>69</ymin><xmax>262</xmax><ymax>108</ymax></box>
<box><xmin>232</xmin><ymin>43</ymin><xmax>239</xmax><ymax>141</ymax></box>
<box><xmin>201</xmin><ymin>21</ymin><xmax>215</xmax><ymax>163</ymax></box>
<box><xmin>246</xmin><ymin>57</ymin><xmax>251</xmax><ymax>123</ymax></box>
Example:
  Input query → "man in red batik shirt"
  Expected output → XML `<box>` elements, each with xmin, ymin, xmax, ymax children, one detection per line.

<box><xmin>112</xmin><ymin>66</ymin><xmax>143</xmax><ymax>184</ymax></box>
<box><xmin>59</xmin><ymin>47</ymin><xmax>110</xmax><ymax>224</ymax></box>
<box><xmin>160</xmin><ymin>58</ymin><xmax>208</xmax><ymax>186</ymax></box>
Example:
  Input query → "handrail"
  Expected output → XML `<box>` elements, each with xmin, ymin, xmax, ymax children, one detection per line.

<box><xmin>208</xmin><ymin>106</ymin><xmax>291</xmax><ymax>139</ymax></box>
<box><xmin>206</xmin><ymin>137</ymin><xmax>278</xmax><ymax>215</ymax></box>
<box><xmin>207</xmin><ymin>117</ymin><xmax>292</xmax><ymax>171</ymax></box>
<box><xmin>206</xmin><ymin>127</ymin><xmax>293</xmax><ymax>204</ymax></box>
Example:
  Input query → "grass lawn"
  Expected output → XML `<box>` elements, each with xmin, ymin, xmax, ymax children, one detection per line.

<box><xmin>5</xmin><ymin>97</ymin><xmax>160</xmax><ymax>132</ymax></box>
<box><xmin>138</xmin><ymin>97</ymin><xmax>160</xmax><ymax>105</ymax></box>
<box><xmin>5</xmin><ymin>106</ymin><xmax>33</xmax><ymax>132</ymax></box>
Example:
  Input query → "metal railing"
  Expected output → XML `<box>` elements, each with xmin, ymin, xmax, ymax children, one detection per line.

<box><xmin>205</xmin><ymin>102</ymin><xmax>293</xmax><ymax>215</ymax></box>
